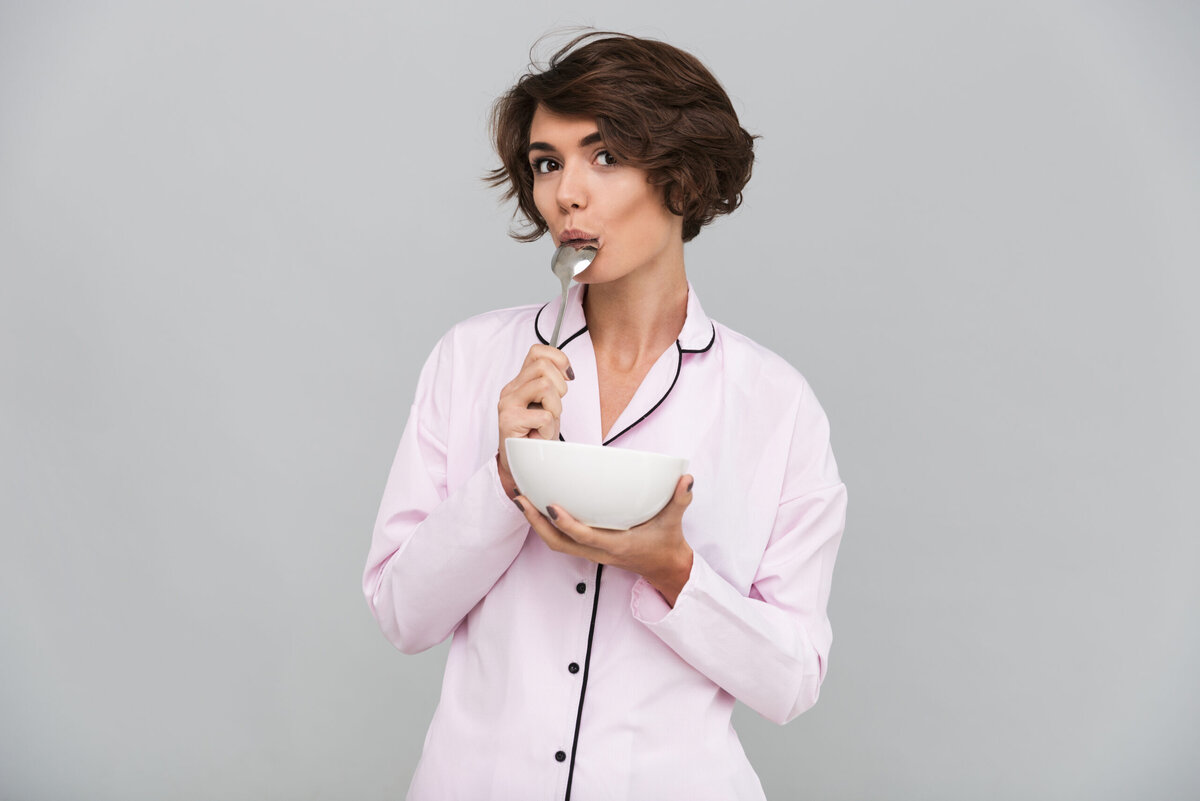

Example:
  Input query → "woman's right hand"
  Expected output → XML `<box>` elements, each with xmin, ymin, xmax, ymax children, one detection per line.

<box><xmin>497</xmin><ymin>344</ymin><xmax>574</xmax><ymax>494</ymax></box>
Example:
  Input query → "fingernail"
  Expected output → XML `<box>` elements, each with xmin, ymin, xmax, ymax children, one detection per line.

<box><xmin>687</xmin><ymin>480</ymin><xmax>694</xmax><ymax>493</ymax></box>
<box><xmin>512</xmin><ymin>499</ymin><xmax>524</xmax><ymax>513</ymax></box>
<box><xmin>547</xmin><ymin>505</ymin><xmax>559</xmax><ymax>521</ymax></box>
<box><xmin>566</xmin><ymin>366</ymin><xmax>575</xmax><ymax>381</ymax></box>
<box><xmin>511</xmin><ymin>486</ymin><xmax>520</xmax><ymax>497</ymax></box>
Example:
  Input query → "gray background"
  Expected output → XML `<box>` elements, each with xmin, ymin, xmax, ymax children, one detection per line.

<box><xmin>2</xmin><ymin>1</ymin><xmax>1197</xmax><ymax>799</ymax></box>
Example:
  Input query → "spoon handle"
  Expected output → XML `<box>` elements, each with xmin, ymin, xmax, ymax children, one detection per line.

<box><xmin>530</xmin><ymin>283</ymin><xmax>571</xmax><ymax>412</ymax></box>
<box><xmin>548</xmin><ymin>283</ymin><xmax>569</xmax><ymax>348</ymax></box>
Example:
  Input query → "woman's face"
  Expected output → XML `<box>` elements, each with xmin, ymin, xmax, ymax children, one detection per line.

<box><xmin>527</xmin><ymin>106</ymin><xmax>684</xmax><ymax>285</ymax></box>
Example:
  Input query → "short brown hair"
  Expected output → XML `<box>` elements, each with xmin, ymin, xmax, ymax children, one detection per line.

<box><xmin>487</xmin><ymin>32</ymin><xmax>756</xmax><ymax>243</ymax></box>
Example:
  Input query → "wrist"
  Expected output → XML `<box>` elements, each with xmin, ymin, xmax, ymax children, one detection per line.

<box><xmin>496</xmin><ymin>452</ymin><xmax>518</xmax><ymax>498</ymax></box>
<box><xmin>648</xmin><ymin>544</ymin><xmax>694</xmax><ymax>608</ymax></box>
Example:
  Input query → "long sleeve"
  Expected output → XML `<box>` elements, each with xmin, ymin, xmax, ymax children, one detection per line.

<box><xmin>362</xmin><ymin>335</ymin><xmax>530</xmax><ymax>654</ymax></box>
<box><xmin>629</xmin><ymin>380</ymin><xmax>847</xmax><ymax>724</ymax></box>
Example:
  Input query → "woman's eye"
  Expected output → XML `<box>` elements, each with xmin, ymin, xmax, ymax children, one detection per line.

<box><xmin>531</xmin><ymin>158</ymin><xmax>559</xmax><ymax>174</ymax></box>
<box><xmin>595</xmin><ymin>150</ymin><xmax>618</xmax><ymax>166</ymax></box>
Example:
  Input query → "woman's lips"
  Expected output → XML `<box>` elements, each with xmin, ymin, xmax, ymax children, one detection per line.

<box><xmin>559</xmin><ymin>229</ymin><xmax>599</xmax><ymax>248</ymax></box>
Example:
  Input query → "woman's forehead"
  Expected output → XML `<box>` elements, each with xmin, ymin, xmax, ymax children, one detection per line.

<box><xmin>528</xmin><ymin>106</ymin><xmax>601</xmax><ymax>147</ymax></box>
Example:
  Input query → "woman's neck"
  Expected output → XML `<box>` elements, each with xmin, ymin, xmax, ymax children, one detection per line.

<box><xmin>582</xmin><ymin>265</ymin><xmax>689</xmax><ymax>372</ymax></box>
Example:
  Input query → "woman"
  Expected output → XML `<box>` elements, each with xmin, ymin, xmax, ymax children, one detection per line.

<box><xmin>364</xmin><ymin>32</ymin><xmax>847</xmax><ymax>800</ymax></box>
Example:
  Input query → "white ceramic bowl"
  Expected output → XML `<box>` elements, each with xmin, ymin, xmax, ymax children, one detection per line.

<box><xmin>505</xmin><ymin>438</ymin><xmax>689</xmax><ymax>530</ymax></box>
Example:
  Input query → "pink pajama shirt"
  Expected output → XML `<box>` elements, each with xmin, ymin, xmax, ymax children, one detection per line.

<box><xmin>364</xmin><ymin>282</ymin><xmax>847</xmax><ymax>800</ymax></box>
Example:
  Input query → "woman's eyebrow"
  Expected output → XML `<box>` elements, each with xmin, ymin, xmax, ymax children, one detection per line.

<box><xmin>527</xmin><ymin>131</ymin><xmax>604</xmax><ymax>154</ymax></box>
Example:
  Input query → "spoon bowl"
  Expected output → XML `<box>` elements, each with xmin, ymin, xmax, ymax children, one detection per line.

<box><xmin>548</xmin><ymin>244</ymin><xmax>597</xmax><ymax>348</ymax></box>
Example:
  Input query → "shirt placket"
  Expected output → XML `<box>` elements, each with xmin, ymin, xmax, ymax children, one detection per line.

<box><xmin>536</xmin><ymin>286</ymin><xmax>702</xmax><ymax>799</ymax></box>
<box><xmin>547</xmin><ymin>560</ymin><xmax>603</xmax><ymax>799</ymax></box>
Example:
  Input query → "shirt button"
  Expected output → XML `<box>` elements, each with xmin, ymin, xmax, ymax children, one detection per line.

<box><xmin>576</xmin><ymin>582</ymin><xmax>586</xmax><ymax>594</ymax></box>
<box><xmin>568</xmin><ymin>662</ymin><xmax>580</xmax><ymax>674</ymax></box>
<box><xmin>555</xmin><ymin>750</ymin><xmax>567</xmax><ymax>762</ymax></box>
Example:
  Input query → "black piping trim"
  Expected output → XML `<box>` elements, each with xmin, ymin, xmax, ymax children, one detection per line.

<box><xmin>560</xmin><ymin>326</ymin><xmax>588</xmax><ymax>349</ymax></box>
<box><xmin>564</xmin><ymin>563</ymin><xmax>604</xmax><ymax>801</ymax></box>
<box><xmin>534</xmin><ymin>302</ymin><xmax>588</xmax><ymax>349</ymax></box>
<box><xmin>602</xmin><ymin>342</ymin><xmax>684</xmax><ymax>447</ymax></box>
<box><xmin>679</xmin><ymin>322</ymin><xmax>716</xmax><ymax>354</ymax></box>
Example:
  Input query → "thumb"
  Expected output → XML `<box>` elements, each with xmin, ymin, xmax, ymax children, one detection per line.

<box><xmin>670</xmin><ymin>474</ymin><xmax>694</xmax><ymax>513</ymax></box>
<box><xmin>641</xmin><ymin>474</ymin><xmax>694</xmax><ymax>530</ymax></box>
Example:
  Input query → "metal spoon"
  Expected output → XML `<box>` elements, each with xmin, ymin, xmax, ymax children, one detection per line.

<box><xmin>547</xmin><ymin>244</ymin><xmax>598</xmax><ymax>348</ymax></box>
<box><xmin>526</xmin><ymin>244</ymin><xmax>598</xmax><ymax>416</ymax></box>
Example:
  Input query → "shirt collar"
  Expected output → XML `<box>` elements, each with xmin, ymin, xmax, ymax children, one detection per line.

<box><xmin>534</xmin><ymin>280</ymin><xmax>716</xmax><ymax>353</ymax></box>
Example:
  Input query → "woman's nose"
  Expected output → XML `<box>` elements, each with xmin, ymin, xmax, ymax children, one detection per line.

<box><xmin>555</xmin><ymin>162</ymin><xmax>587</xmax><ymax>211</ymax></box>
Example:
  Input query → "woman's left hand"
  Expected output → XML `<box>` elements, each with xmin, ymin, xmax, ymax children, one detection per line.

<box><xmin>514</xmin><ymin>475</ymin><xmax>696</xmax><ymax>607</ymax></box>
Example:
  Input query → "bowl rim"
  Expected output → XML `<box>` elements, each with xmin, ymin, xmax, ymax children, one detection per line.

<box><xmin>504</xmin><ymin>437</ymin><xmax>685</xmax><ymax>461</ymax></box>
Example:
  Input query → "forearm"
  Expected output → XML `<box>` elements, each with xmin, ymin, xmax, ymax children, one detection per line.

<box><xmin>632</xmin><ymin>482</ymin><xmax>847</xmax><ymax>723</ymax></box>
<box><xmin>643</xmin><ymin>543</ymin><xmax>694</xmax><ymax>608</ymax></box>
<box><xmin>631</xmin><ymin>555</ymin><xmax>822</xmax><ymax>723</ymax></box>
<box><xmin>365</xmin><ymin>445</ymin><xmax>529</xmax><ymax>653</ymax></box>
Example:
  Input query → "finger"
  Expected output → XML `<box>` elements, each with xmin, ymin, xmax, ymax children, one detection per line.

<box><xmin>512</xmin><ymin>493</ymin><xmax>547</xmax><ymax>524</ymax></box>
<box><xmin>513</xmin><ymin>494</ymin><xmax>571</xmax><ymax>551</ymax></box>
<box><xmin>502</xmin><ymin>407</ymin><xmax>559</xmax><ymax>441</ymax></box>
<box><xmin>678</xmin><ymin>474</ymin><xmax>695</xmax><ymax>502</ymax></box>
<box><xmin>532</xmin><ymin>363</ymin><xmax>570</xmax><ymax>399</ymax></box>
<box><xmin>544</xmin><ymin>504</ymin><xmax>617</xmax><ymax>553</ymax></box>
<box><xmin>517</xmin><ymin>375</ymin><xmax>565</xmax><ymax>416</ymax></box>
<box><xmin>530</xmin><ymin>511</ymin><xmax>581</xmax><ymax>553</ymax></box>
<box><xmin>508</xmin><ymin>375</ymin><xmax>567</xmax><ymax>419</ymax></box>
<box><xmin>659</xmin><ymin>474</ymin><xmax>695</xmax><ymax>523</ymax></box>
<box><xmin>502</xmin><ymin>361</ymin><xmax>569</xmax><ymax>412</ymax></box>
<box><xmin>532</xmin><ymin>413</ymin><xmax>560</xmax><ymax>441</ymax></box>
<box><xmin>516</xmin><ymin>496</ymin><xmax>607</xmax><ymax>561</ymax></box>
<box><xmin>523</xmin><ymin>345</ymin><xmax>574</xmax><ymax>381</ymax></box>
